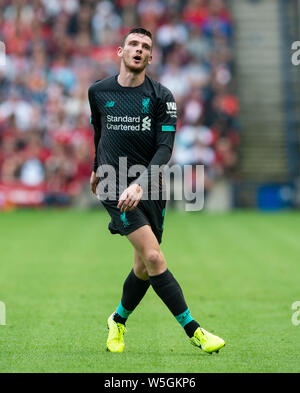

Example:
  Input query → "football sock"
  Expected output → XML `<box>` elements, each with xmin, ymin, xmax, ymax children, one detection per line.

<box><xmin>149</xmin><ymin>269</ymin><xmax>200</xmax><ymax>337</ymax></box>
<box><xmin>113</xmin><ymin>269</ymin><xmax>150</xmax><ymax>325</ymax></box>
<box><xmin>184</xmin><ymin>320</ymin><xmax>201</xmax><ymax>338</ymax></box>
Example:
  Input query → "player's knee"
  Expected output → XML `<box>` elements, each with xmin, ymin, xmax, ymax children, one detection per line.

<box><xmin>144</xmin><ymin>249</ymin><xmax>162</xmax><ymax>267</ymax></box>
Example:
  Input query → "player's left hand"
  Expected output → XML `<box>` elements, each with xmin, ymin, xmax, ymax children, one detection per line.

<box><xmin>118</xmin><ymin>184</ymin><xmax>143</xmax><ymax>213</ymax></box>
<box><xmin>90</xmin><ymin>171</ymin><xmax>100</xmax><ymax>195</ymax></box>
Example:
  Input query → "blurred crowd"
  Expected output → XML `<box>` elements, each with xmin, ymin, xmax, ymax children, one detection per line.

<box><xmin>0</xmin><ymin>0</ymin><xmax>239</xmax><ymax>206</ymax></box>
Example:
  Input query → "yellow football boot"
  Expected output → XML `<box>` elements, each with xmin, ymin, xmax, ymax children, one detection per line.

<box><xmin>106</xmin><ymin>313</ymin><xmax>126</xmax><ymax>353</ymax></box>
<box><xmin>190</xmin><ymin>327</ymin><xmax>225</xmax><ymax>354</ymax></box>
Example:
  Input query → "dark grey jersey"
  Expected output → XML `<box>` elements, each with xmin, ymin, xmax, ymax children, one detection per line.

<box><xmin>88</xmin><ymin>74</ymin><xmax>177</xmax><ymax>197</ymax></box>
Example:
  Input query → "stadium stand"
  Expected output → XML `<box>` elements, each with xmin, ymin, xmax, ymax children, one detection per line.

<box><xmin>0</xmin><ymin>0</ymin><xmax>239</xmax><ymax>209</ymax></box>
<box><xmin>232</xmin><ymin>0</ymin><xmax>300</xmax><ymax>209</ymax></box>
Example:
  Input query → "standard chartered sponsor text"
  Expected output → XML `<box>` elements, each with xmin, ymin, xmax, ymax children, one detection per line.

<box><xmin>107</xmin><ymin>115</ymin><xmax>141</xmax><ymax>131</ymax></box>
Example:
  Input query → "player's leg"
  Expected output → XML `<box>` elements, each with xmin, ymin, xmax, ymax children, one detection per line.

<box><xmin>127</xmin><ymin>225</ymin><xmax>200</xmax><ymax>336</ymax></box>
<box><xmin>133</xmin><ymin>248</ymin><xmax>149</xmax><ymax>280</ymax></box>
<box><xmin>113</xmin><ymin>249</ymin><xmax>150</xmax><ymax>325</ymax></box>
<box><xmin>107</xmin><ymin>249</ymin><xmax>150</xmax><ymax>353</ymax></box>
<box><xmin>127</xmin><ymin>225</ymin><xmax>225</xmax><ymax>354</ymax></box>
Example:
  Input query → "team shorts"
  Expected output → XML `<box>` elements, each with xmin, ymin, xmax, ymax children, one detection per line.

<box><xmin>100</xmin><ymin>198</ymin><xmax>167</xmax><ymax>244</ymax></box>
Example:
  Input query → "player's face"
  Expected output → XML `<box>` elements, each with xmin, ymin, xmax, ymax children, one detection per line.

<box><xmin>118</xmin><ymin>33</ymin><xmax>152</xmax><ymax>73</ymax></box>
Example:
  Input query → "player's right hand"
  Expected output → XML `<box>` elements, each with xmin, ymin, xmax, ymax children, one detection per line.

<box><xmin>90</xmin><ymin>171</ymin><xmax>100</xmax><ymax>195</ymax></box>
<box><xmin>118</xmin><ymin>183</ymin><xmax>143</xmax><ymax>212</ymax></box>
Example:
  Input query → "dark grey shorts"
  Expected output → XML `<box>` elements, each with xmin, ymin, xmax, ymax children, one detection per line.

<box><xmin>101</xmin><ymin>199</ymin><xmax>167</xmax><ymax>244</ymax></box>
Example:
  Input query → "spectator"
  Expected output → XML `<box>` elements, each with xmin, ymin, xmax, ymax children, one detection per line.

<box><xmin>0</xmin><ymin>0</ymin><xmax>239</xmax><ymax>208</ymax></box>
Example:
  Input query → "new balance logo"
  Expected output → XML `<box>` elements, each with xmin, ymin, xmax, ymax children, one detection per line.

<box><xmin>105</xmin><ymin>101</ymin><xmax>115</xmax><ymax>107</ymax></box>
<box><xmin>167</xmin><ymin>102</ymin><xmax>177</xmax><ymax>111</ymax></box>
<box><xmin>142</xmin><ymin>116</ymin><xmax>151</xmax><ymax>131</ymax></box>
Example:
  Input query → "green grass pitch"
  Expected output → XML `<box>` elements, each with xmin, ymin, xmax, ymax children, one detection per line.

<box><xmin>0</xmin><ymin>209</ymin><xmax>300</xmax><ymax>373</ymax></box>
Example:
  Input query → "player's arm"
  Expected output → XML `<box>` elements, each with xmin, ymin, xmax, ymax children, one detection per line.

<box><xmin>134</xmin><ymin>89</ymin><xmax>177</xmax><ymax>189</ymax></box>
<box><xmin>88</xmin><ymin>86</ymin><xmax>102</xmax><ymax>195</ymax></box>
<box><xmin>118</xmin><ymin>90</ymin><xmax>177</xmax><ymax>212</ymax></box>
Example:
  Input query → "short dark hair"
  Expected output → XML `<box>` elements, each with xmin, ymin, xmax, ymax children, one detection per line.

<box><xmin>121</xmin><ymin>27</ymin><xmax>152</xmax><ymax>48</ymax></box>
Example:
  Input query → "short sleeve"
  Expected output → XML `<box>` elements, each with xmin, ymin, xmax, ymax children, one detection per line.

<box><xmin>156</xmin><ymin>89</ymin><xmax>177</xmax><ymax>131</ymax></box>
